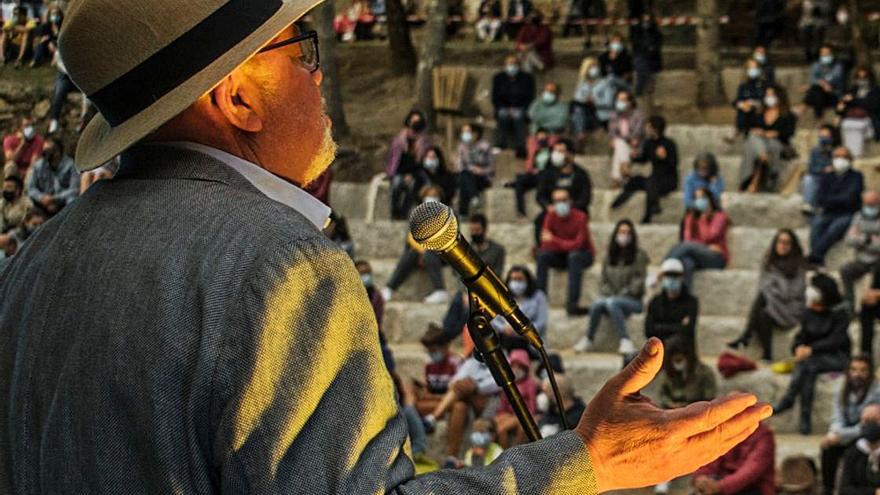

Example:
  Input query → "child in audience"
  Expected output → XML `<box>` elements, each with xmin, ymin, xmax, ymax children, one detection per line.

<box><xmin>462</xmin><ymin>419</ymin><xmax>503</xmax><ymax>467</ymax></box>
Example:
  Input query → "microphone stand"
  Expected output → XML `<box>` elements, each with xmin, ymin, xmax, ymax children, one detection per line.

<box><xmin>467</xmin><ymin>291</ymin><xmax>541</xmax><ymax>442</ymax></box>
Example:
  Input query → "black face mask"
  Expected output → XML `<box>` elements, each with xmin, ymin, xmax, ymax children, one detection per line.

<box><xmin>410</xmin><ymin>121</ymin><xmax>426</xmax><ymax>133</ymax></box>
<box><xmin>471</xmin><ymin>233</ymin><xmax>485</xmax><ymax>245</ymax></box>
<box><xmin>861</xmin><ymin>422</ymin><xmax>880</xmax><ymax>442</ymax></box>
<box><xmin>2</xmin><ymin>191</ymin><xmax>15</xmax><ymax>202</ymax></box>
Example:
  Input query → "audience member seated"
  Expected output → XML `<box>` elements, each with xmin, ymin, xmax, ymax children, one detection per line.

<box><xmin>629</xmin><ymin>13</ymin><xmax>662</xmax><ymax>97</ymax></box>
<box><xmin>515</xmin><ymin>12</ymin><xmax>553</xmax><ymax>73</ymax></box>
<box><xmin>666</xmin><ymin>188</ymin><xmax>730</xmax><ymax>290</ymax></box>
<box><xmin>645</xmin><ymin>258</ymin><xmax>699</xmax><ymax>350</ymax></box>
<box><xmin>0</xmin><ymin>6</ymin><xmax>35</xmax><ymax>66</ymax></box>
<box><xmin>503</xmin><ymin>0</ymin><xmax>533</xmax><ymax>40</ymax></box>
<box><xmin>802</xmin><ymin>123</ymin><xmax>836</xmax><ymax>213</ymax></box>
<box><xmin>474</xmin><ymin>0</ymin><xmax>502</xmax><ymax>42</ymax></box>
<box><xmin>492</xmin><ymin>265</ymin><xmax>547</xmax><ymax>352</ymax></box>
<box><xmin>27</xmin><ymin>137</ymin><xmax>78</xmax><ymax>217</ymax></box>
<box><xmin>525</xmin><ymin>82</ymin><xmax>568</xmax><ymax>171</ymax></box>
<box><xmin>858</xmin><ymin>266</ymin><xmax>880</xmax><ymax>356</ymax></box>
<box><xmin>536</xmin><ymin>373</ymin><xmax>585</xmax><ymax>437</ymax></box>
<box><xmin>729</xmin><ymin>59</ymin><xmax>770</xmax><ymax>142</ymax></box>
<box><xmin>533</xmin><ymin>139</ymin><xmax>592</xmax><ymax>239</ymax></box>
<box><xmin>608</xmin><ymin>89</ymin><xmax>645</xmax><ymax>188</ymax></box>
<box><xmin>820</xmin><ymin>355</ymin><xmax>880</xmax><ymax>495</ymax></box>
<box><xmin>3</xmin><ymin>207</ymin><xmax>46</xmax><ymax>250</ymax></box>
<box><xmin>576</xmin><ymin>219</ymin><xmax>647</xmax><ymax>356</ymax></box>
<box><xmin>386</xmin><ymin>109</ymin><xmax>433</xmax><ymax>220</ymax></box>
<box><xmin>683</xmin><ymin>153</ymin><xmax>725</xmax><ymax>211</ymax></box>
<box><xmin>506</xmin><ymin>128</ymin><xmax>552</xmax><ymax>220</ymax></box>
<box><xmin>740</xmin><ymin>85</ymin><xmax>797</xmax><ymax>193</ymax></box>
<box><xmin>3</xmin><ymin>117</ymin><xmax>44</xmax><ymax>178</ymax></box>
<box><xmin>492</xmin><ymin>56</ymin><xmax>535</xmax><ymax>158</ymax></box>
<box><xmin>837</xmin><ymin>66</ymin><xmax>880</xmax><ymax>158</ymax></box>
<box><xmin>411</xmin><ymin>323</ymin><xmax>461</xmax><ymax>417</ymax></box>
<box><xmin>570</xmin><ymin>57</ymin><xmax>604</xmax><ymax>143</ymax></box>
<box><xmin>457</xmin><ymin>123</ymin><xmax>494</xmax><ymax>216</ymax></box>
<box><xmin>462</xmin><ymin>419</ymin><xmax>503</xmax><ymax>467</ymax></box>
<box><xmin>536</xmin><ymin>188</ymin><xmax>595</xmax><ymax>316</ymax></box>
<box><xmin>356</xmin><ymin>260</ymin><xmax>384</xmax><ymax>331</ymax></box>
<box><xmin>825</xmin><ymin>6</ymin><xmax>854</xmax><ymax>77</ymax></box>
<box><xmin>840</xmin><ymin>191</ymin><xmax>880</xmax><ymax>309</ymax></box>
<box><xmin>611</xmin><ymin>115</ymin><xmax>678</xmax><ymax>223</ymax></box>
<box><xmin>803</xmin><ymin>44</ymin><xmax>845</xmax><ymax>119</ymax></box>
<box><xmin>0</xmin><ymin>175</ymin><xmax>31</xmax><ymax>233</ymax></box>
<box><xmin>728</xmin><ymin>229</ymin><xmax>807</xmax><ymax>361</ymax></box>
<box><xmin>598</xmin><ymin>33</ymin><xmax>633</xmax><ymax>83</ymax></box>
<box><xmin>798</xmin><ymin>0</ymin><xmax>832</xmax><ymax>63</ymax></box>
<box><xmin>752</xmin><ymin>45</ymin><xmax>776</xmax><ymax>84</ymax></box>
<box><xmin>808</xmin><ymin>146</ymin><xmax>864</xmax><ymax>267</ymax></box>
<box><xmin>659</xmin><ymin>335</ymin><xmax>717</xmax><ymax>409</ymax></box>
<box><xmin>382</xmin><ymin>186</ymin><xmax>449</xmax><ymax>304</ymax></box>
<box><xmin>494</xmin><ymin>349</ymin><xmax>538</xmax><ymax>448</ymax></box>
<box><xmin>839</xmin><ymin>404</ymin><xmax>880</xmax><ymax>494</ymax></box>
<box><xmin>31</xmin><ymin>3</ymin><xmax>61</xmax><ymax>67</ymax></box>
<box><xmin>416</xmin><ymin>146</ymin><xmax>457</xmax><ymax>205</ymax></box>
<box><xmin>49</xmin><ymin>51</ymin><xmax>89</xmax><ymax>135</ymax></box>
<box><xmin>774</xmin><ymin>273</ymin><xmax>851</xmax><ymax>434</ymax></box>
<box><xmin>333</xmin><ymin>0</ymin><xmax>376</xmax><ymax>42</ymax></box>
<box><xmin>692</xmin><ymin>420</ymin><xmax>776</xmax><ymax>495</ymax></box>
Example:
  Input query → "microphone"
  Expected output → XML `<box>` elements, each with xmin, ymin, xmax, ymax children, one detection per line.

<box><xmin>409</xmin><ymin>201</ymin><xmax>544</xmax><ymax>351</ymax></box>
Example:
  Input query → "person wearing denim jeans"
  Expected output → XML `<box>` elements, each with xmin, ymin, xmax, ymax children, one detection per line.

<box><xmin>808</xmin><ymin>146</ymin><xmax>864</xmax><ymax>266</ymax></box>
<box><xmin>801</xmin><ymin>124</ymin><xmax>835</xmax><ymax>212</ymax></box>
<box><xmin>666</xmin><ymin>188</ymin><xmax>730</xmax><ymax>289</ymax></box>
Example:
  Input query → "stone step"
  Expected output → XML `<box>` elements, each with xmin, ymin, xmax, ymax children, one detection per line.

<box><xmin>388</xmin><ymin>343</ymin><xmax>843</xmax><ymax>435</ymax></box>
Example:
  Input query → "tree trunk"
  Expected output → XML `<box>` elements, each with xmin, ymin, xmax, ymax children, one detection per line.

<box><xmin>386</xmin><ymin>0</ymin><xmax>418</xmax><ymax>75</ymax></box>
<box><xmin>312</xmin><ymin>0</ymin><xmax>350</xmax><ymax>140</ymax></box>
<box><xmin>414</xmin><ymin>0</ymin><xmax>447</xmax><ymax>130</ymax></box>
<box><xmin>847</xmin><ymin>0</ymin><xmax>875</xmax><ymax>69</ymax></box>
<box><xmin>695</xmin><ymin>0</ymin><xmax>726</xmax><ymax>107</ymax></box>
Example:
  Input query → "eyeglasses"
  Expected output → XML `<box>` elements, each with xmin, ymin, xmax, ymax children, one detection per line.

<box><xmin>258</xmin><ymin>30</ymin><xmax>320</xmax><ymax>73</ymax></box>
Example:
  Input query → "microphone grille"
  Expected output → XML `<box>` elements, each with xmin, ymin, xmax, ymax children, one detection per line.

<box><xmin>409</xmin><ymin>201</ymin><xmax>459</xmax><ymax>251</ymax></box>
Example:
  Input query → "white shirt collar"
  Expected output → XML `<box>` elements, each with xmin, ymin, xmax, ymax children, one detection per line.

<box><xmin>160</xmin><ymin>141</ymin><xmax>331</xmax><ymax>230</ymax></box>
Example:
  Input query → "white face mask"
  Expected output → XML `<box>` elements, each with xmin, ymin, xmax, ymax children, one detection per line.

<box><xmin>754</xmin><ymin>53</ymin><xmax>766</xmax><ymax>64</ymax></box>
<box><xmin>505</xmin><ymin>64</ymin><xmax>519</xmax><ymax>76</ymax></box>
<box><xmin>764</xmin><ymin>95</ymin><xmax>778</xmax><ymax>107</ymax></box>
<box><xmin>461</xmin><ymin>131</ymin><xmax>474</xmax><ymax>144</ymax></box>
<box><xmin>509</xmin><ymin>280</ymin><xmax>527</xmax><ymax>296</ymax></box>
<box><xmin>536</xmin><ymin>392</ymin><xmax>550</xmax><ymax>413</ymax></box>
<box><xmin>747</xmin><ymin>67</ymin><xmax>762</xmax><ymax>79</ymax></box>
<box><xmin>615</xmin><ymin>233</ymin><xmax>632</xmax><ymax>247</ymax></box>
<box><xmin>424</xmin><ymin>196</ymin><xmax>441</xmax><ymax>203</ymax></box>
<box><xmin>550</xmin><ymin>150</ymin><xmax>566</xmax><ymax>167</ymax></box>
<box><xmin>610</xmin><ymin>41</ymin><xmax>623</xmax><ymax>53</ymax></box>
<box><xmin>672</xmin><ymin>360</ymin><xmax>687</xmax><ymax>373</ymax></box>
<box><xmin>806</xmin><ymin>286</ymin><xmax>822</xmax><ymax>306</ymax></box>
<box><xmin>615</xmin><ymin>100</ymin><xmax>629</xmax><ymax>112</ymax></box>
<box><xmin>22</xmin><ymin>126</ymin><xmax>35</xmax><ymax>140</ymax></box>
<box><xmin>542</xmin><ymin>91</ymin><xmax>557</xmax><ymax>104</ymax></box>
<box><xmin>837</xmin><ymin>12</ymin><xmax>849</xmax><ymax>25</ymax></box>
<box><xmin>832</xmin><ymin>157</ymin><xmax>851</xmax><ymax>174</ymax></box>
<box><xmin>423</xmin><ymin>158</ymin><xmax>439</xmax><ymax>171</ymax></box>
<box><xmin>587</xmin><ymin>66</ymin><xmax>601</xmax><ymax>79</ymax></box>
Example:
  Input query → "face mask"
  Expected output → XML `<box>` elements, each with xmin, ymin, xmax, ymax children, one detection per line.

<box><xmin>837</xmin><ymin>12</ymin><xmax>849</xmax><ymax>25</ymax></box>
<box><xmin>360</xmin><ymin>273</ymin><xmax>373</xmax><ymax>287</ymax></box>
<box><xmin>535</xmin><ymin>149</ymin><xmax>550</xmax><ymax>170</ymax></box>
<box><xmin>864</xmin><ymin>206</ymin><xmax>880</xmax><ymax>219</ymax></box>
<box><xmin>694</xmin><ymin>197</ymin><xmax>710</xmax><ymax>212</ymax></box>
<box><xmin>410</xmin><ymin>120</ymin><xmax>426</xmax><ymax>133</ymax></box>
<box><xmin>862</xmin><ymin>422</ymin><xmax>880</xmax><ymax>443</ymax></box>
<box><xmin>615</xmin><ymin>233</ymin><xmax>632</xmax><ymax>247</ymax></box>
<box><xmin>747</xmin><ymin>67</ymin><xmax>762</xmax><ymax>79</ymax></box>
<box><xmin>764</xmin><ymin>95</ymin><xmax>778</xmax><ymax>107</ymax></box>
<box><xmin>819</xmin><ymin>136</ymin><xmax>833</xmax><ymax>147</ymax></box>
<box><xmin>554</xmin><ymin>202</ymin><xmax>571</xmax><ymax>217</ymax></box>
<box><xmin>615</xmin><ymin>100</ymin><xmax>629</xmax><ymax>112</ymax></box>
<box><xmin>505</xmin><ymin>64</ymin><xmax>519</xmax><ymax>76</ymax></box>
<box><xmin>536</xmin><ymin>392</ymin><xmax>550</xmax><ymax>413</ymax></box>
<box><xmin>588</xmin><ymin>66</ymin><xmax>601</xmax><ymax>79</ymax></box>
<box><xmin>461</xmin><ymin>131</ymin><xmax>473</xmax><ymax>144</ymax></box>
<box><xmin>610</xmin><ymin>41</ymin><xmax>623</xmax><ymax>53</ymax></box>
<box><xmin>428</xmin><ymin>350</ymin><xmax>446</xmax><ymax>363</ymax></box>
<box><xmin>50</xmin><ymin>14</ymin><xmax>61</xmax><ymax>24</ymax></box>
<box><xmin>423</xmin><ymin>158</ymin><xmax>439</xmax><ymax>172</ymax></box>
<box><xmin>513</xmin><ymin>368</ymin><xmax>527</xmax><ymax>381</ymax></box>
<box><xmin>833</xmin><ymin>157</ymin><xmax>851</xmax><ymax>174</ymax></box>
<box><xmin>550</xmin><ymin>150</ymin><xmax>566</xmax><ymax>167</ymax></box>
<box><xmin>672</xmin><ymin>360</ymin><xmax>687</xmax><ymax>372</ymax></box>
<box><xmin>2</xmin><ymin>191</ymin><xmax>15</xmax><ymax>202</ymax></box>
<box><xmin>470</xmin><ymin>431</ymin><xmax>491</xmax><ymax>448</ymax></box>
<box><xmin>471</xmin><ymin>233</ymin><xmax>485</xmax><ymax>245</ymax></box>
<box><xmin>22</xmin><ymin>126</ymin><xmax>35</xmax><ymax>140</ymax></box>
<box><xmin>806</xmin><ymin>286</ymin><xmax>822</xmax><ymax>306</ymax></box>
<box><xmin>754</xmin><ymin>53</ymin><xmax>766</xmax><ymax>64</ymax></box>
<box><xmin>821</xmin><ymin>55</ymin><xmax>834</xmax><ymax>65</ymax></box>
<box><xmin>509</xmin><ymin>280</ymin><xmax>527</xmax><ymax>296</ymax></box>
<box><xmin>424</xmin><ymin>196</ymin><xmax>440</xmax><ymax>203</ymax></box>
<box><xmin>542</xmin><ymin>91</ymin><xmax>557</xmax><ymax>104</ymax></box>
<box><xmin>662</xmin><ymin>277</ymin><xmax>683</xmax><ymax>293</ymax></box>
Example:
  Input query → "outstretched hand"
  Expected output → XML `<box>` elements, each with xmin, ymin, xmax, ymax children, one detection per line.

<box><xmin>576</xmin><ymin>338</ymin><xmax>772</xmax><ymax>493</ymax></box>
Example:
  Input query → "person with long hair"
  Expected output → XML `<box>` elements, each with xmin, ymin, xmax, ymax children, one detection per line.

<box><xmin>727</xmin><ymin>58</ymin><xmax>770</xmax><ymax>142</ymax></box>
<box><xmin>414</xmin><ymin>145</ymin><xmax>457</xmax><ymax>206</ymax></box>
<box><xmin>739</xmin><ymin>84</ymin><xmax>797</xmax><ymax>193</ymax></box>
<box><xmin>386</xmin><ymin>109</ymin><xmax>433</xmax><ymax>219</ymax></box>
<box><xmin>493</xmin><ymin>265</ymin><xmax>548</xmax><ymax>351</ymax></box>
<box><xmin>570</xmin><ymin>57</ymin><xmax>603</xmax><ymax>142</ymax></box>
<box><xmin>575</xmin><ymin>220</ymin><xmax>648</xmax><ymax>355</ymax></box>
<box><xmin>683</xmin><ymin>153</ymin><xmax>725</xmax><ymax>211</ymax></box>
<box><xmin>666</xmin><ymin>188</ymin><xmax>730</xmax><ymax>290</ymax></box>
<box><xmin>728</xmin><ymin>229</ymin><xmax>807</xmax><ymax>361</ymax></box>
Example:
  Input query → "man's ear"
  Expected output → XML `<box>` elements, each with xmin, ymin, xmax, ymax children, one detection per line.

<box><xmin>210</xmin><ymin>73</ymin><xmax>263</xmax><ymax>133</ymax></box>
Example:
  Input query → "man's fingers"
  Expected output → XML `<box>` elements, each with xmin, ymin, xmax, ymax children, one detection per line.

<box><xmin>614</xmin><ymin>338</ymin><xmax>664</xmax><ymax>396</ymax></box>
<box><xmin>685</xmin><ymin>404</ymin><xmax>772</xmax><ymax>447</ymax></box>
<box><xmin>670</xmin><ymin>393</ymin><xmax>761</xmax><ymax>436</ymax></box>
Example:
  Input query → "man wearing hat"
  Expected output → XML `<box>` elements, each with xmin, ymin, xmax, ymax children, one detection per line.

<box><xmin>645</xmin><ymin>258</ymin><xmax>700</xmax><ymax>353</ymax></box>
<box><xmin>0</xmin><ymin>0</ymin><xmax>770</xmax><ymax>493</ymax></box>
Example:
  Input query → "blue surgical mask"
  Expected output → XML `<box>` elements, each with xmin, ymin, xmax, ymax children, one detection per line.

<box><xmin>423</xmin><ymin>158</ymin><xmax>439</xmax><ymax>172</ymax></box>
<box><xmin>554</xmin><ymin>202</ymin><xmax>571</xmax><ymax>217</ymax></box>
<box><xmin>747</xmin><ymin>67</ymin><xmax>762</xmax><ymax>79</ymax></box>
<box><xmin>864</xmin><ymin>206</ymin><xmax>880</xmax><ymax>219</ymax></box>
<box><xmin>505</xmin><ymin>64</ymin><xmax>519</xmax><ymax>76</ymax></box>
<box><xmin>610</xmin><ymin>41</ymin><xmax>623</xmax><ymax>53</ymax></box>
<box><xmin>694</xmin><ymin>197</ymin><xmax>710</xmax><ymax>212</ymax></box>
<box><xmin>754</xmin><ymin>53</ymin><xmax>766</xmax><ymax>64</ymax></box>
<box><xmin>542</xmin><ymin>91</ymin><xmax>556</xmax><ymax>104</ymax></box>
<box><xmin>470</xmin><ymin>431</ymin><xmax>491</xmax><ymax>447</ymax></box>
<box><xmin>821</xmin><ymin>55</ymin><xmax>834</xmax><ymax>65</ymax></box>
<box><xmin>662</xmin><ymin>277</ymin><xmax>683</xmax><ymax>293</ymax></box>
<box><xmin>461</xmin><ymin>131</ymin><xmax>474</xmax><ymax>144</ymax></box>
<box><xmin>361</xmin><ymin>273</ymin><xmax>374</xmax><ymax>287</ymax></box>
<box><xmin>615</xmin><ymin>100</ymin><xmax>629</xmax><ymax>112</ymax></box>
<box><xmin>509</xmin><ymin>280</ymin><xmax>527</xmax><ymax>296</ymax></box>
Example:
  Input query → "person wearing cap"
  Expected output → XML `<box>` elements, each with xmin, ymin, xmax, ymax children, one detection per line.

<box><xmin>808</xmin><ymin>146</ymin><xmax>864</xmax><ymax>266</ymax></box>
<box><xmin>645</xmin><ymin>258</ymin><xmax>699</xmax><ymax>354</ymax></box>
<box><xmin>0</xmin><ymin>1</ymin><xmax>770</xmax><ymax>493</ymax></box>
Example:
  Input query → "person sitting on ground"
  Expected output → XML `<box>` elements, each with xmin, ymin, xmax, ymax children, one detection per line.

<box><xmin>576</xmin><ymin>219</ymin><xmax>648</xmax><ymax>356</ymax></box>
<box><xmin>666</xmin><ymin>188</ymin><xmax>730</xmax><ymax>290</ymax></box>
<box><xmin>536</xmin><ymin>187</ymin><xmax>596</xmax><ymax>316</ymax></box>
<box><xmin>659</xmin><ymin>335</ymin><xmax>716</xmax><ymax>410</ymax></box>
<box><xmin>3</xmin><ymin>117</ymin><xmax>44</xmax><ymax>178</ymax></box>
<box><xmin>692</xmin><ymin>415</ymin><xmax>776</xmax><ymax>495</ymax></box>
<box><xmin>412</xmin><ymin>323</ymin><xmax>461</xmax><ymax>417</ymax></box>
<box><xmin>0</xmin><ymin>6</ymin><xmax>36</xmax><ymax>67</ymax></box>
<box><xmin>462</xmin><ymin>418</ymin><xmax>504</xmax><ymax>468</ymax></box>
<box><xmin>356</xmin><ymin>260</ymin><xmax>384</xmax><ymax>332</ymax></box>
<box><xmin>808</xmin><ymin>146</ymin><xmax>864</xmax><ymax>267</ymax></box>
<box><xmin>31</xmin><ymin>4</ymin><xmax>62</xmax><ymax>67</ymax></box>
<box><xmin>381</xmin><ymin>186</ymin><xmax>450</xmax><ymax>304</ymax></box>
<box><xmin>728</xmin><ymin>229</ymin><xmax>807</xmax><ymax>361</ymax></box>
<box><xmin>494</xmin><ymin>349</ymin><xmax>539</xmax><ymax>449</ymax></box>
<box><xmin>491</xmin><ymin>265</ymin><xmax>547</xmax><ymax>352</ymax></box>
<box><xmin>533</xmin><ymin>139</ymin><xmax>592</xmax><ymax>240</ymax></box>
<box><xmin>457</xmin><ymin>123</ymin><xmax>494</xmax><ymax>216</ymax></box>
<box><xmin>598</xmin><ymin>33</ymin><xmax>633</xmax><ymax>83</ymax></box>
<box><xmin>525</xmin><ymin>82</ymin><xmax>568</xmax><ymax>171</ymax></box>
<box><xmin>683</xmin><ymin>152</ymin><xmax>725</xmax><ymax>211</ymax></box>
<box><xmin>775</xmin><ymin>273</ymin><xmax>851</xmax><ymax>435</ymax></box>
<box><xmin>729</xmin><ymin>58</ymin><xmax>770</xmax><ymax>142</ymax></box>
<box><xmin>27</xmin><ymin>137</ymin><xmax>79</xmax><ymax>218</ymax></box>
<box><xmin>740</xmin><ymin>84</ymin><xmax>797</xmax><ymax>193</ymax></box>
<box><xmin>611</xmin><ymin>115</ymin><xmax>678</xmax><ymax>223</ymax></box>
<box><xmin>0</xmin><ymin>175</ymin><xmax>31</xmax><ymax>234</ymax></box>
<box><xmin>536</xmin><ymin>373</ymin><xmax>585</xmax><ymax>438</ymax></box>
<box><xmin>515</xmin><ymin>12</ymin><xmax>553</xmax><ymax>73</ymax></box>
<box><xmin>492</xmin><ymin>56</ymin><xmax>535</xmax><ymax>158</ymax></box>
<box><xmin>645</xmin><ymin>258</ymin><xmax>699</xmax><ymax>351</ymax></box>
<box><xmin>629</xmin><ymin>12</ymin><xmax>662</xmax><ymax>98</ymax></box>
<box><xmin>820</xmin><ymin>354</ymin><xmax>880</xmax><ymax>495</ymax></box>
<box><xmin>803</xmin><ymin>44</ymin><xmax>845</xmax><ymax>119</ymax></box>
<box><xmin>840</xmin><ymin>191</ymin><xmax>880</xmax><ymax>310</ymax></box>
<box><xmin>837</xmin><ymin>66</ymin><xmax>880</xmax><ymax>159</ymax></box>
<box><xmin>570</xmin><ymin>57</ymin><xmax>604</xmax><ymax>144</ymax></box>
<box><xmin>474</xmin><ymin>0</ymin><xmax>502</xmax><ymax>42</ymax></box>
<box><xmin>839</xmin><ymin>403</ymin><xmax>880</xmax><ymax>494</ymax></box>
<box><xmin>608</xmin><ymin>89</ymin><xmax>645</xmax><ymax>189</ymax></box>
<box><xmin>386</xmin><ymin>109</ymin><xmax>433</xmax><ymax>220</ymax></box>
<box><xmin>801</xmin><ymin>123</ymin><xmax>837</xmax><ymax>214</ymax></box>
<box><xmin>503</xmin><ymin>0</ymin><xmax>533</xmax><ymax>39</ymax></box>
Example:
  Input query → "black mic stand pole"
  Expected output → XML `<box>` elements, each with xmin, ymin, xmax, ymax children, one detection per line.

<box><xmin>466</xmin><ymin>291</ymin><xmax>542</xmax><ymax>442</ymax></box>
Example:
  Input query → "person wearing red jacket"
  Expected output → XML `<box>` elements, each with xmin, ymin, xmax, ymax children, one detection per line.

<box><xmin>692</xmin><ymin>422</ymin><xmax>776</xmax><ymax>495</ymax></box>
<box><xmin>536</xmin><ymin>188</ymin><xmax>596</xmax><ymax>315</ymax></box>
<box><xmin>666</xmin><ymin>187</ymin><xmax>730</xmax><ymax>289</ymax></box>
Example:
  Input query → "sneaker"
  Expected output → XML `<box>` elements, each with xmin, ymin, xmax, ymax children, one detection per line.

<box><xmin>618</xmin><ymin>338</ymin><xmax>636</xmax><ymax>355</ymax></box>
<box><xmin>48</xmin><ymin>119</ymin><xmax>59</xmax><ymax>135</ymax></box>
<box><xmin>424</xmin><ymin>290</ymin><xmax>450</xmax><ymax>304</ymax></box>
<box><xmin>573</xmin><ymin>336</ymin><xmax>593</xmax><ymax>353</ymax></box>
<box><xmin>381</xmin><ymin>287</ymin><xmax>393</xmax><ymax>302</ymax></box>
